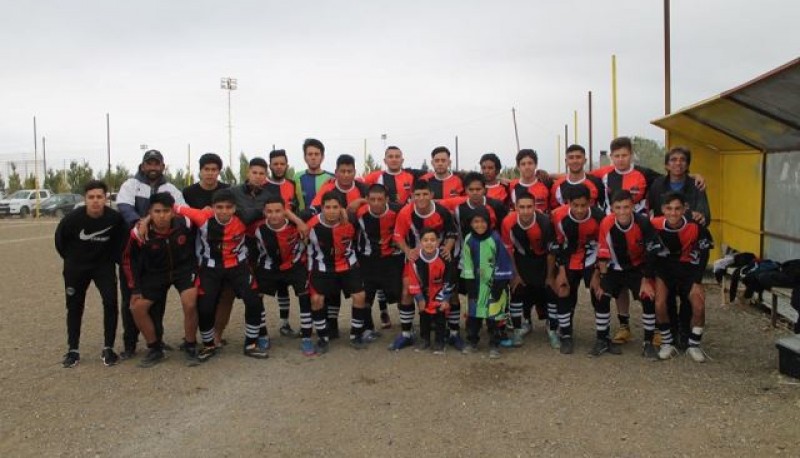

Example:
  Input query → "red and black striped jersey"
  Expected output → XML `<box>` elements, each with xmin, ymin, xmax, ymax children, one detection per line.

<box><xmin>510</xmin><ymin>178</ymin><xmax>550</xmax><ymax>213</ymax></box>
<box><xmin>123</xmin><ymin>216</ymin><xmax>196</xmax><ymax>291</ymax></box>
<box><xmin>591</xmin><ymin>165</ymin><xmax>659</xmax><ymax>214</ymax></box>
<box><xmin>363</xmin><ymin>170</ymin><xmax>415</xmax><ymax>204</ymax></box>
<box><xmin>550</xmin><ymin>204</ymin><xmax>605</xmax><ymax>270</ymax></box>
<box><xmin>420</xmin><ymin>172</ymin><xmax>464</xmax><ymax>199</ymax></box>
<box><xmin>651</xmin><ymin>216</ymin><xmax>714</xmax><ymax>266</ymax></box>
<box><xmin>550</xmin><ymin>174</ymin><xmax>605</xmax><ymax>210</ymax></box>
<box><xmin>355</xmin><ymin>203</ymin><xmax>402</xmax><ymax>259</ymax></box>
<box><xmin>438</xmin><ymin>196</ymin><xmax>507</xmax><ymax>238</ymax></box>
<box><xmin>248</xmin><ymin>219</ymin><xmax>305</xmax><ymax>272</ymax></box>
<box><xmin>264</xmin><ymin>178</ymin><xmax>299</xmax><ymax>211</ymax></box>
<box><xmin>597</xmin><ymin>213</ymin><xmax>662</xmax><ymax>275</ymax></box>
<box><xmin>500</xmin><ymin>211</ymin><xmax>553</xmax><ymax>260</ymax></box>
<box><xmin>310</xmin><ymin>179</ymin><xmax>368</xmax><ymax>209</ymax></box>
<box><xmin>405</xmin><ymin>251</ymin><xmax>454</xmax><ymax>314</ymax></box>
<box><xmin>175</xmin><ymin>205</ymin><xmax>249</xmax><ymax>269</ymax></box>
<box><xmin>486</xmin><ymin>182</ymin><xmax>511</xmax><ymax>208</ymax></box>
<box><xmin>393</xmin><ymin>202</ymin><xmax>458</xmax><ymax>249</ymax></box>
<box><xmin>306</xmin><ymin>214</ymin><xmax>358</xmax><ymax>273</ymax></box>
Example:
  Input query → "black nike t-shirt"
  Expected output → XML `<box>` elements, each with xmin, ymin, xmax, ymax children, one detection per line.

<box><xmin>182</xmin><ymin>182</ymin><xmax>230</xmax><ymax>209</ymax></box>
<box><xmin>54</xmin><ymin>206</ymin><xmax>128</xmax><ymax>268</ymax></box>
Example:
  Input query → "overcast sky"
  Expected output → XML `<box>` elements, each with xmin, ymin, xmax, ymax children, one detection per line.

<box><xmin>0</xmin><ymin>0</ymin><xmax>797</xmax><ymax>178</ymax></box>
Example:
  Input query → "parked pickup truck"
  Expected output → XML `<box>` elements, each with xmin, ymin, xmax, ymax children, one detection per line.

<box><xmin>0</xmin><ymin>189</ymin><xmax>53</xmax><ymax>217</ymax></box>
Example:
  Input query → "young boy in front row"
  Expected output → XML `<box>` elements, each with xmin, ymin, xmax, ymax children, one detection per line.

<box><xmin>461</xmin><ymin>208</ymin><xmax>514</xmax><ymax>359</ymax></box>
<box><xmin>651</xmin><ymin>192</ymin><xmax>714</xmax><ymax>363</ymax></box>
<box><xmin>174</xmin><ymin>189</ymin><xmax>269</xmax><ymax>361</ymax></box>
<box><xmin>405</xmin><ymin>228</ymin><xmax>455</xmax><ymax>354</ymax></box>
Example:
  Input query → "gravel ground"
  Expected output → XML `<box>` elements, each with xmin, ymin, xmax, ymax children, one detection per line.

<box><xmin>1</xmin><ymin>218</ymin><xmax>798</xmax><ymax>457</ymax></box>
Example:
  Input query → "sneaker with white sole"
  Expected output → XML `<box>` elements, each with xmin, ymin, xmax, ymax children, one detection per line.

<box><xmin>300</xmin><ymin>338</ymin><xmax>317</xmax><ymax>357</ymax></box>
<box><xmin>686</xmin><ymin>346</ymin><xmax>708</xmax><ymax>363</ymax></box>
<box><xmin>101</xmin><ymin>348</ymin><xmax>119</xmax><ymax>367</ymax></box>
<box><xmin>62</xmin><ymin>351</ymin><xmax>80</xmax><ymax>368</ymax></box>
<box><xmin>548</xmin><ymin>330</ymin><xmax>561</xmax><ymax>349</ymax></box>
<box><xmin>658</xmin><ymin>343</ymin><xmax>679</xmax><ymax>360</ymax></box>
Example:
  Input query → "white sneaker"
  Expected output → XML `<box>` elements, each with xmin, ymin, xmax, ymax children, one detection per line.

<box><xmin>520</xmin><ymin>320</ymin><xmax>533</xmax><ymax>336</ymax></box>
<box><xmin>686</xmin><ymin>346</ymin><xmax>708</xmax><ymax>363</ymax></box>
<box><xmin>658</xmin><ymin>343</ymin><xmax>679</xmax><ymax>360</ymax></box>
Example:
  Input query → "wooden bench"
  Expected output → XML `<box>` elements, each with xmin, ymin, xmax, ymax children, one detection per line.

<box><xmin>721</xmin><ymin>266</ymin><xmax>796</xmax><ymax>328</ymax></box>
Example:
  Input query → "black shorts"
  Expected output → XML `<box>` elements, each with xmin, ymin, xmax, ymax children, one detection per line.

<box><xmin>360</xmin><ymin>256</ymin><xmax>403</xmax><ymax>304</ymax></box>
<box><xmin>601</xmin><ymin>269</ymin><xmax>646</xmax><ymax>299</ymax></box>
<box><xmin>256</xmin><ymin>264</ymin><xmax>307</xmax><ymax>297</ymax></box>
<box><xmin>139</xmin><ymin>270</ymin><xmax>196</xmax><ymax>302</ymax></box>
<box><xmin>656</xmin><ymin>262</ymin><xmax>700</xmax><ymax>297</ymax></box>
<box><xmin>516</xmin><ymin>256</ymin><xmax>548</xmax><ymax>289</ymax></box>
<box><xmin>309</xmin><ymin>268</ymin><xmax>365</xmax><ymax>298</ymax></box>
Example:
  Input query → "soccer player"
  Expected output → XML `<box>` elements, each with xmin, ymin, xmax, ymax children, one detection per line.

<box><xmin>230</xmin><ymin>157</ymin><xmax>272</xmax><ymax>223</ymax></box>
<box><xmin>362</xmin><ymin>146</ymin><xmax>416</xmax><ymax>205</ymax></box>
<box><xmin>405</xmin><ymin>228</ymin><xmax>454</xmax><ymax>354</ymax></box>
<box><xmin>652</xmin><ymin>192</ymin><xmax>714</xmax><ymax>362</ymax></box>
<box><xmin>124</xmin><ymin>193</ymin><xmax>199</xmax><ymax>367</ymax></box>
<box><xmin>117</xmin><ymin>149</ymin><xmax>185</xmax><ymax>358</ymax></box>
<box><xmin>550</xmin><ymin>184</ymin><xmax>605</xmax><ymax>354</ymax></box>
<box><xmin>310</xmin><ymin>154</ymin><xmax>369</xmax><ymax>210</ymax></box>
<box><xmin>438</xmin><ymin>172</ymin><xmax>508</xmax><ymax>241</ymax></box>
<box><xmin>594</xmin><ymin>190</ymin><xmax>663</xmax><ymax>359</ymax></box>
<box><xmin>461</xmin><ymin>209</ymin><xmax>514</xmax><ymax>358</ymax></box>
<box><xmin>510</xmin><ymin>149</ymin><xmax>550</xmax><ymax>212</ymax></box>
<box><xmin>391</xmin><ymin>179</ymin><xmax>460</xmax><ymax>350</ymax></box>
<box><xmin>550</xmin><ymin>144</ymin><xmax>605</xmax><ymax>210</ymax></box>
<box><xmin>420</xmin><ymin>146</ymin><xmax>464</xmax><ymax>199</ymax></box>
<box><xmin>352</xmin><ymin>184</ymin><xmax>404</xmax><ymax>340</ymax></box>
<box><xmin>182</xmin><ymin>153</ymin><xmax>230</xmax><ymax>209</ymax></box>
<box><xmin>500</xmin><ymin>192</ymin><xmax>557</xmax><ymax>348</ymax></box>
<box><xmin>480</xmin><ymin>153</ymin><xmax>511</xmax><ymax>206</ymax></box>
<box><xmin>295</xmin><ymin>138</ymin><xmax>334</xmax><ymax>211</ymax></box>
<box><xmin>306</xmin><ymin>191</ymin><xmax>370</xmax><ymax>352</ymax></box>
<box><xmin>174</xmin><ymin>189</ymin><xmax>268</xmax><ymax>360</ymax></box>
<box><xmin>250</xmin><ymin>195</ymin><xmax>315</xmax><ymax>355</ymax></box>
<box><xmin>55</xmin><ymin>180</ymin><xmax>127</xmax><ymax>368</ymax></box>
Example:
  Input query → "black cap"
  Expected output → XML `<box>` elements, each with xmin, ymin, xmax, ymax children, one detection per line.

<box><xmin>142</xmin><ymin>149</ymin><xmax>164</xmax><ymax>163</ymax></box>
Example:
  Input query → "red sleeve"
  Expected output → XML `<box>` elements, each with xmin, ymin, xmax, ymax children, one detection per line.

<box><xmin>597</xmin><ymin>216</ymin><xmax>613</xmax><ymax>261</ymax></box>
<box><xmin>393</xmin><ymin>205</ymin><xmax>412</xmax><ymax>244</ymax></box>
<box><xmin>437</xmin><ymin>196</ymin><xmax>466</xmax><ymax>212</ymax></box>
<box><xmin>405</xmin><ymin>261</ymin><xmax>421</xmax><ymax>295</ymax></box>
<box><xmin>310</xmin><ymin>181</ymin><xmax>334</xmax><ymax>208</ymax></box>
<box><xmin>589</xmin><ymin>165</ymin><xmax>614</xmax><ymax>179</ymax></box>
<box><xmin>500</xmin><ymin>213</ymin><xmax>515</xmax><ymax>254</ymax></box>
<box><xmin>174</xmin><ymin>205</ymin><xmax>212</xmax><ymax>227</ymax></box>
<box><xmin>363</xmin><ymin>171</ymin><xmax>380</xmax><ymax>185</ymax></box>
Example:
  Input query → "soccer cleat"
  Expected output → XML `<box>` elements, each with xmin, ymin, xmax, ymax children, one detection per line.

<box><xmin>362</xmin><ymin>329</ymin><xmax>381</xmax><ymax>343</ymax></box>
<box><xmin>300</xmin><ymin>338</ymin><xmax>317</xmax><ymax>357</ymax></box>
<box><xmin>611</xmin><ymin>325</ymin><xmax>632</xmax><ymax>344</ymax></box>
<box><xmin>461</xmin><ymin>343</ymin><xmax>478</xmax><ymax>354</ymax></box>
<box><xmin>432</xmin><ymin>341</ymin><xmax>446</xmax><ymax>354</ymax></box>
<box><xmin>380</xmin><ymin>312</ymin><xmax>392</xmax><ymax>329</ymax></box>
<box><xmin>511</xmin><ymin>329</ymin><xmax>525</xmax><ymax>347</ymax></box>
<box><xmin>350</xmin><ymin>335</ymin><xmax>367</xmax><ymax>350</ymax></box>
<box><xmin>415</xmin><ymin>339</ymin><xmax>431</xmax><ymax>352</ymax></box>
<box><xmin>589</xmin><ymin>338</ymin><xmax>622</xmax><ymax>357</ymax></box>
<box><xmin>316</xmin><ymin>338</ymin><xmax>330</xmax><ymax>354</ymax></box>
<box><xmin>658</xmin><ymin>343</ymin><xmax>679</xmax><ymax>360</ymax></box>
<box><xmin>101</xmin><ymin>348</ymin><xmax>119</xmax><ymax>367</ymax></box>
<box><xmin>197</xmin><ymin>344</ymin><xmax>218</xmax><ymax>362</ymax></box>
<box><xmin>119</xmin><ymin>346</ymin><xmax>136</xmax><ymax>360</ymax></box>
<box><xmin>279</xmin><ymin>324</ymin><xmax>300</xmax><ymax>338</ymax></box>
<box><xmin>138</xmin><ymin>347</ymin><xmax>166</xmax><ymax>368</ymax></box>
<box><xmin>520</xmin><ymin>320</ymin><xmax>533</xmax><ymax>336</ymax></box>
<box><xmin>183</xmin><ymin>344</ymin><xmax>200</xmax><ymax>366</ymax></box>
<box><xmin>62</xmin><ymin>351</ymin><xmax>80</xmax><ymax>368</ymax></box>
<box><xmin>388</xmin><ymin>334</ymin><xmax>414</xmax><ymax>351</ymax></box>
<box><xmin>559</xmin><ymin>337</ymin><xmax>574</xmax><ymax>354</ymax></box>
<box><xmin>686</xmin><ymin>346</ymin><xmax>708</xmax><ymax>363</ymax></box>
<box><xmin>499</xmin><ymin>337</ymin><xmax>515</xmax><ymax>348</ymax></box>
<box><xmin>448</xmin><ymin>334</ymin><xmax>467</xmax><ymax>352</ymax></box>
<box><xmin>641</xmin><ymin>342</ymin><xmax>659</xmax><ymax>360</ymax></box>
<box><xmin>257</xmin><ymin>335</ymin><xmax>271</xmax><ymax>351</ymax></box>
<box><xmin>488</xmin><ymin>348</ymin><xmax>501</xmax><ymax>359</ymax></box>
<box><xmin>548</xmin><ymin>330</ymin><xmax>561</xmax><ymax>349</ymax></box>
<box><xmin>243</xmin><ymin>343</ymin><xmax>269</xmax><ymax>359</ymax></box>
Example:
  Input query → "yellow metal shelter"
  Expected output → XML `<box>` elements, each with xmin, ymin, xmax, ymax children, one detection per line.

<box><xmin>652</xmin><ymin>57</ymin><xmax>800</xmax><ymax>262</ymax></box>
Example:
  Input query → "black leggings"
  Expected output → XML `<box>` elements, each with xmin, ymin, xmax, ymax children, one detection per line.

<box><xmin>64</xmin><ymin>263</ymin><xmax>118</xmax><ymax>350</ymax></box>
<box><xmin>119</xmin><ymin>265</ymin><xmax>166</xmax><ymax>349</ymax></box>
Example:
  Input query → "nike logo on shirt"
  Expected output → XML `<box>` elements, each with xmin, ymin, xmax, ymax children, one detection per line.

<box><xmin>79</xmin><ymin>226</ymin><xmax>113</xmax><ymax>241</ymax></box>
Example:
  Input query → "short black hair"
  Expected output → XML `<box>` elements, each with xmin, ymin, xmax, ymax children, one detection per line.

<box><xmin>199</xmin><ymin>153</ymin><xmax>223</xmax><ymax>169</ymax></box>
<box><xmin>368</xmin><ymin>183</ymin><xmax>387</xmax><ymax>196</ymax></box>
<box><xmin>431</xmin><ymin>146</ymin><xmax>450</xmax><ymax>158</ymax></box>
<box><xmin>463</xmin><ymin>172</ymin><xmax>485</xmax><ymax>189</ymax></box>
<box><xmin>264</xmin><ymin>194</ymin><xmax>285</xmax><ymax>207</ymax></box>
<box><xmin>566</xmin><ymin>183</ymin><xmax>590</xmax><ymax>202</ymax></box>
<box><xmin>661</xmin><ymin>191</ymin><xmax>686</xmax><ymax>206</ymax></box>
<box><xmin>516</xmin><ymin>149</ymin><xmax>538</xmax><ymax>165</ymax></box>
<box><xmin>419</xmin><ymin>227</ymin><xmax>438</xmax><ymax>240</ymax></box>
<box><xmin>84</xmin><ymin>180</ymin><xmax>108</xmax><ymax>195</ymax></box>
<box><xmin>249</xmin><ymin>157</ymin><xmax>268</xmax><ymax>169</ymax></box>
<box><xmin>665</xmin><ymin>146</ymin><xmax>692</xmax><ymax>167</ymax></box>
<box><xmin>385</xmin><ymin>146</ymin><xmax>401</xmax><ymax>155</ymax></box>
<box><xmin>566</xmin><ymin>144</ymin><xmax>586</xmax><ymax>155</ymax></box>
<box><xmin>320</xmin><ymin>190</ymin><xmax>344</xmax><ymax>206</ymax></box>
<box><xmin>149</xmin><ymin>192</ymin><xmax>175</xmax><ymax>208</ymax></box>
<box><xmin>336</xmin><ymin>154</ymin><xmax>355</xmax><ymax>169</ymax></box>
<box><xmin>610</xmin><ymin>136</ymin><xmax>633</xmax><ymax>152</ymax></box>
<box><xmin>515</xmin><ymin>192</ymin><xmax>535</xmax><ymax>204</ymax></box>
<box><xmin>269</xmin><ymin>149</ymin><xmax>287</xmax><ymax>161</ymax></box>
<box><xmin>303</xmin><ymin>138</ymin><xmax>325</xmax><ymax>156</ymax></box>
<box><xmin>610</xmin><ymin>190</ymin><xmax>633</xmax><ymax>205</ymax></box>
<box><xmin>413</xmin><ymin>179</ymin><xmax>431</xmax><ymax>192</ymax></box>
<box><xmin>480</xmin><ymin>153</ymin><xmax>501</xmax><ymax>171</ymax></box>
<box><xmin>212</xmin><ymin>188</ymin><xmax>236</xmax><ymax>204</ymax></box>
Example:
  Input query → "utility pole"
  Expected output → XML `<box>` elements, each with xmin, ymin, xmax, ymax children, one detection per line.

<box><xmin>220</xmin><ymin>77</ymin><xmax>238</xmax><ymax>170</ymax></box>
<box><xmin>512</xmin><ymin>107</ymin><xmax>520</xmax><ymax>152</ymax></box>
<box><xmin>106</xmin><ymin>113</ymin><xmax>112</xmax><ymax>183</ymax></box>
<box><xmin>33</xmin><ymin>116</ymin><xmax>39</xmax><ymax>217</ymax></box>
<box><xmin>612</xmin><ymin>55</ymin><xmax>619</xmax><ymax>138</ymax></box>
<box><xmin>588</xmin><ymin>91</ymin><xmax>594</xmax><ymax>171</ymax></box>
<box><xmin>454</xmin><ymin>135</ymin><xmax>459</xmax><ymax>171</ymax></box>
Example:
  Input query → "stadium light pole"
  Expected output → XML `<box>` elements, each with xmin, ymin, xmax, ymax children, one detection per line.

<box><xmin>220</xmin><ymin>77</ymin><xmax>238</xmax><ymax>169</ymax></box>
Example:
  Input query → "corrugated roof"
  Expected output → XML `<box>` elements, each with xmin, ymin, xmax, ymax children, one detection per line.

<box><xmin>653</xmin><ymin>57</ymin><xmax>800</xmax><ymax>152</ymax></box>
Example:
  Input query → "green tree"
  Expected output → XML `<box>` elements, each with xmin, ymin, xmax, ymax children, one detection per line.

<box><xmin>7</xmin><ymin>163</ymin><xmax>21</xmax><ymax>193</ymax></box>
<box><xmin>238</xmin><ymin>153</ymin><xmax>249</xmax><ymax>183</ymax></box>
<box><xmin>0</xmin><ymin>173</ymin><xmax>5</xmax><ymax>192</ymax></box>
<box><xmin>45</xmin><ymin>168</ymin><xmax>70</xmax><ymax>193</ymax></box>
<box><xmin>23</xmin><ymin>173</ymin><xmax>37</xmax><ymax>189</ymax></box>
<box><xmin>222</xmin><ymin>166</ymin><xmax>237</xmax><ymax>185</ymax></box>
<box><xmin>66</xmin><ymin>161</ymin><xmax>94</xmax><ymax>194</ymax></box>
<box><xmin>420</xmin><ymin>159</ymin><xmax>429</xmax><ymax>173</ymax></box>
<box><xmin>96</xmin><ymin>164</ymin><xmax>131</xmax><ymax>192</ymax></box>
<box><xmin>363</xmin><ymin>153</ymin><xmax>381</xmax><ymax>176</ymax></box>
<box><xmin>632</xmin><ymin>136</ymin><xmax>667</xmax><ymax>173</ymax></box>
<box><xmin>498</xmin><ymin>166</ymin><xmax>520</xmax><ymax>180</ymax></box>
<box><xmin>167</xmin><ymin>168</ymin><xmax>187</xmax><ymax>190</ymax></box>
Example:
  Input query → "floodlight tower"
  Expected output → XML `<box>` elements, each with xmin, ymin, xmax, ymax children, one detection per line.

<box><xmin>220</xmin><ymin>77</ymin><xmax>238</xmax><ymax>168</ymax></box>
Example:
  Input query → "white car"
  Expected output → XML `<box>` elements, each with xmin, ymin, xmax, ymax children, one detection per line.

<box><xmin>0</xmin><ymin>189</ymin><xmax>53</xmax><ymax>217</ymax></box>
